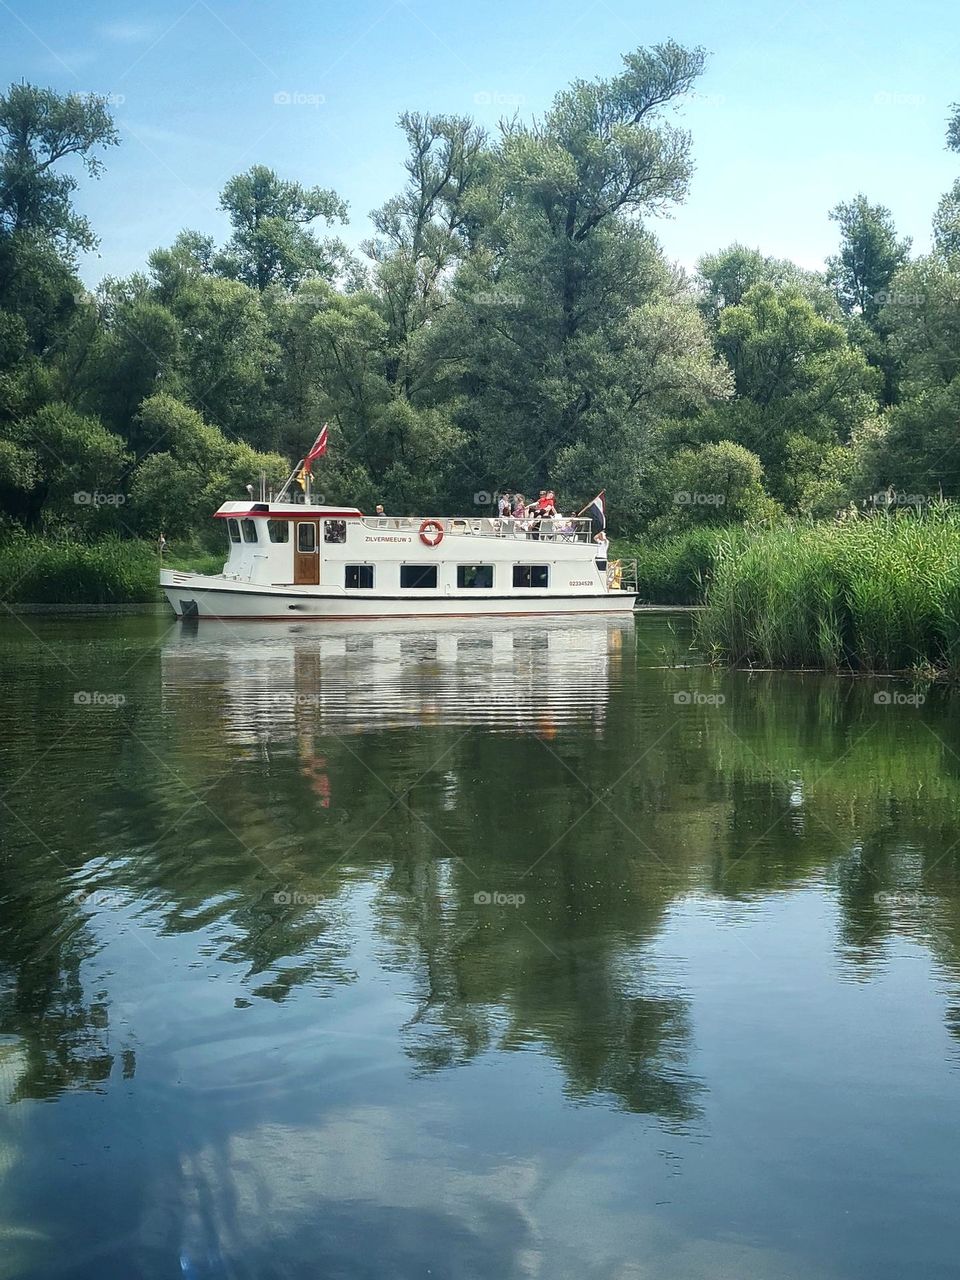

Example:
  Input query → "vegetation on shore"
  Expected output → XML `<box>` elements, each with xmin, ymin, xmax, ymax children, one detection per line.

<box><xmin>697</xmin><ymin>508</ymin><xmax>960</xmax><ymax>675</ymax></box>
<box><xmin>0</xmin><ymin>537</ymin><xmax>159</xmax><ymax>604</ymax></box>
<box><xmin>4</xmin><ymin>59</ymin><xmax>960</xmax><ymax>647</ymax></box>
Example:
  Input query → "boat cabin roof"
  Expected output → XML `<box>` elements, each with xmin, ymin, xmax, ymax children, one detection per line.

<box><xmin>214</xmin><ymin>501</ymin><xmax>363</xmax><ymax>520</ymax></box>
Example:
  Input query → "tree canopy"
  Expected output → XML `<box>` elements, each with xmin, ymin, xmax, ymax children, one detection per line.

<box><xmin>1</xmin><ymin>60</ymin><xmax>959</xmax><ymax>547</ymax></box>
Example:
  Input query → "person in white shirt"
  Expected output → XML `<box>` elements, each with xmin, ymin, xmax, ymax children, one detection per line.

<box><xmin>594</xmin><ymin>530</ymin><xmax>609</xmax><ymax>571</ymax></box>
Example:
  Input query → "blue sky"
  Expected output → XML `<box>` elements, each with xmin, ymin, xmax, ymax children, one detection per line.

<box><xmin>4</xmin><ymin>0</ymin><xmax>958</xmax><ymax>286</ymax></box>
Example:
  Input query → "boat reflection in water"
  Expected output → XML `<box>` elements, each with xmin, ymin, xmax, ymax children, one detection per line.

<box><xmin>161</xmin><ymin>615</ymin><xmax>634</xmax><ymax>746</ymax></box>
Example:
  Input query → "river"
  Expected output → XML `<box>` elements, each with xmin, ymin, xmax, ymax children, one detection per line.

<box><xmin>0</xmin><ymin>612</ymin><xmax>958</xmax><ymax>1279</ymax></box>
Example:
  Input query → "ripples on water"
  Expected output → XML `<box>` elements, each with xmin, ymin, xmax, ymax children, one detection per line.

<box><xmin>0</xmin><ymin>613</ymin><xmax>958</xmax><ymax>1280</ymax></box>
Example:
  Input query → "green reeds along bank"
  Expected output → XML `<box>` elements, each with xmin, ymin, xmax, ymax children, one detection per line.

<box><xmin>697</xmin><ymin>508</ymin><xmax>960</xmax><ymax>675</ymax></box>
<box><xmin>0</xmin><ymin>537</ymin><xmax>160</xmax><ymax>604</ymax></box>
<box><xmin>614</xmin><ymin>527</ymin><xmax>744</xmax><ymax>605</ymax></box>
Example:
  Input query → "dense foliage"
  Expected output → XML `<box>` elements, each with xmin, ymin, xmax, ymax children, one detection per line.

<box><xmin>698</xmin><ymin>508</ymin><xmax>960</xmax><ymax>674</ymax></box>
<box><xmin>2</xmin><ymin>46</ymin><xmax>960</xmax><ymax>559</ymax></box>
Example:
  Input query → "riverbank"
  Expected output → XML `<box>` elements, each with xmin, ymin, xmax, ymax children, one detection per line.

<box><xmin>696</xmin><ymin>509</ymin><xmax>960</xmax><ymax>676</ymax></box>
<box><xmin>0</xmin><ymin>537</ymin><xmax>219</xmax><ymax>606</ymax></box>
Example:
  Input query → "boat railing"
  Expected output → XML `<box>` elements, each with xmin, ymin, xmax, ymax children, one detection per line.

<box><xmin>607</xmin><ymin>558</ymin><xmax>638</xmax><ymax>592</ymax></box>
<box><xmin>359</xmin><ymin>515</ymin><xmax>596</xmax><ymax>544</ymax></box>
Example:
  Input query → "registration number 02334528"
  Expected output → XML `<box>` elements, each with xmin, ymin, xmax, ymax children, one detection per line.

<box><xmin>568</xmin><ymin>579</ymin><xmax>594</xmax><ymax>587</ymax></box>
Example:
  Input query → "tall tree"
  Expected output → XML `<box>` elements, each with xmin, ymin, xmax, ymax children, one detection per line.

<box><xmin>446</xmin><ymin>42</ymin><xmax>729</xmax><ymax>516</ymax></box>
<box><xmin>826</xmin><ymin>194</ymin><xmax>911</xmax><ymax>324</ymax></box>
<box><xmin>0</xmin><ymin>83</ymin><xmax>118</xmax><ymax>255</ymax></box>
<box><xmin>214</xmin><ymin>165</ymin><xmax>348</xmax><ymax>292</ymax></box>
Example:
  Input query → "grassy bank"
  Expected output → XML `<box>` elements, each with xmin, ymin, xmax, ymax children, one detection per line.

<box><xmin>697</xmin><ymin>509</ymin><xmax>960</xmax><ymax>674</ymax></box>
<box><xmin>0</xmin><ymin>537</ymin><xmax>161</xmax><ymax>605</ymax></box>
<box><xmin>613</xmin><ymin>527</ymin><xmax>741</xmax><ymax>605</ymax></box>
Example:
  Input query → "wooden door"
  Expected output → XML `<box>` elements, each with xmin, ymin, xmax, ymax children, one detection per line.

<box><xmin>294</xmin><ymin>520</ymin><xmax>320</xmax><ymax>585</ymax></box>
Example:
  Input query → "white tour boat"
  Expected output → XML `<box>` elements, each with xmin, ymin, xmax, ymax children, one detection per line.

<box><xmin>160</xmin><ymin>499</ymin><xmax>638</xmax><ymax>621</ymax></box>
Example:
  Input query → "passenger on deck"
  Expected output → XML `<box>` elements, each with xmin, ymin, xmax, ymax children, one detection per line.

<box><xmin>375</xmin><ymin>504</ymin><xmax>386</xmax><ymax>517</ymax></box>
<box><xmin>594</xmin><ymin>530</ymin><xmax>609</xmax><ymax>572</ymax></box>
<box><xmin>512</xmin><ymin>494</ymin><xmax>526</xmax><ymax>520</ymax></box>
<box><xmin>497</xmin><ymin>493</ymin><xmax>512</xmax><ymax>519</ymax></box>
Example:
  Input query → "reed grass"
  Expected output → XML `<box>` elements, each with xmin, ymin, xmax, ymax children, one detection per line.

<box><xmin>0</xmin><ymin>537</ymin><xmax>160</xmax><ymax>604</ymax></box>
<box><xmin>698</xmin><ymin>507</ymin><xmax>960</xmax><ymax>674</ymax></box>
<box><xmin>614</xmin><ymin>526</ymin><xmax>745</xmax><ymax>605</ymax></box>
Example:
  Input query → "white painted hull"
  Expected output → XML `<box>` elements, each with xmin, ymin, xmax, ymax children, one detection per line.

<box><xmin>160</xmin><ymin>571</ymin><xmax>637</xmax><ymax>620</ymax></box>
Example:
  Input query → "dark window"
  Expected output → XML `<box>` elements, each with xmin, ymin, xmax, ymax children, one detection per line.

<box><xmin>324</xmin><ymin>519</ymin><xmax>346</xmax><ymax>544</ymax></box>
<box><xmin>267</xmin><ymin>519</ymin><xmax>289</xmax><ymax>543</ymax></box>
<box><xmin>297</xmin><ymin>522</ymin><xmax>317</xmax><ymax>553</ymax></box>
<box><xmin>400</xmin><ymin>564</ymin><xmax>438</xmax><ymax>589</ymax></box>
<box><xmin>227</xmin><ymin>518</ymin><xmax>241</xmax><ymax>543</ymax></box>
<box><xmin>241</xmin><ymin>518</ymin><xmax>259</xmax><ymax>543</ymax></box>
<box><xmin>345</xmin><ymin>564</ymin><xmax>374</xmax><ymax>589</ymax></box>
<box><xmin>457</xmin><ymin>564</ymin><xmax>494</xmax><ymax>589</ymax></box>
<box><xmin>513</xmin><ymin>564</ymin><xmax>549</xmax><ymax>588</ymax></box>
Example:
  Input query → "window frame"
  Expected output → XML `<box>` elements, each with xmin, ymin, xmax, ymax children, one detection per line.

<box><xmin>324</xmin><ymin>519</ymin><xmax>346</xmax><ymax>544</ymax></box>
<box><xmin>457</xmin><ymin>564</ymin><xmax>494</xmax><ymax>589</ymax></box>
<box><xmin>400</xmin><ymin>564</ymin><xmax>438</xmax><ymax>590</ymax></box>
<box><xmin>513</xmin><ymin>564</ymin><xmax>549</xmax><ymax>589</ymax></box>
<box><xmin>344</xmin><ymin>564</ymin><xmax>374</xmax><ymax>589</ymax></box>
<box><xmin>227</xmin><ymin>518</ymin><xmax>241</xmax><ymax>544</ymax></box>
<box><xmin>297</xmin><ymin>521</ymin><xmax>317</xmax><ymax>553</ymax></box>
<box><xmin>267</xmin><ymin>519</ymin><xmax>290</xmax><ymax>543</ymax></box>
<box><xmin>240</xmin><ymin>518</ymin><xmax>259</xmax><ymax>544</ymax></box>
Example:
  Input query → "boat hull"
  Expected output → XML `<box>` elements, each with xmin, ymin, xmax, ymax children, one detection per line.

<box><xmin>160</xmin><ymin>572</ymin><xmax>637</xmax><ymax>620</ymax></box>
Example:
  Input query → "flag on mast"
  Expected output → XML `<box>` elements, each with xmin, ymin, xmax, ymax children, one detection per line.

<box><xmin>302</xmin><ymin>423</ymin><xmax>329</xmax><ymax>474</ymax></box>
<box><xmin>585</xmin><ymin>490</ymin><xmax>606</xmax><ymax>531</ymax></box>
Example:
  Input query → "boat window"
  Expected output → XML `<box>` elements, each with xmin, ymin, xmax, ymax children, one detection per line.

<box><xmin>457</xmin><ymin>564</ymin><xmax>494</xmax><ymax>588</ymax></box>
<box><xmin>513</xmin><ymin>564</ymin><xmax>549</xmax><ymax>588</ymax></box>
<box><xmin>400</xmin><ymin>565</ymin><xmax>438</xmax><ymax>589</ymax></box>
<box><xmin>267</xmin><ymin>519</ymin><xmax>290</xmax><ymax>543</ymax></box>
<box><xmin>241</xmin><ymin>519</ymin><xmax>258</xmax><ymax>543</ymax></box>
<box><xmin>297</xmin><ymin>522</ymin><xmax>317</xmax><ymax>553</ymax></box>
<box><xmin>345</xmin><ymin>565</ymin><xmax>374</xmax><ymax>589</ymax></box>
<box><xmin>324</xmin><ymin>520</ymin><xmax>346</xmax><ymax>544</ymax></box>
<box><xmin>227</xmin><ymin>518</ymin><xmax>241</xmax><ymax>543</ymax></box>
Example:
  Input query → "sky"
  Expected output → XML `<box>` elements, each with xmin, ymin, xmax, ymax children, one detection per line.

<box><xmin>3</xmin><ymin>0</ymin><xmax>959</xmax><ymax>287</ymax></box>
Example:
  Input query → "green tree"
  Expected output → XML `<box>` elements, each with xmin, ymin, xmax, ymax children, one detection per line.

<box><xmin>826</xmin><ymin>194</ymin><xmax>911</xmax><ymax>325</ymax></box>
<box><xmin>691</xmin><ymin>284</ymin><xmax>879</xmax><ymax>507</ymax></box>
<box><xmin>650</xmin><ymin>440</ymin><xmax>775</xmax><ymax>533</ymax></box>
<box><xmin>697</xmin><ymin>244</ymin><xmax>838</xmax><ymax>320</ymax></box>
<box><xmin>932</xmin><ymin>180</ymin><xmax>960</xmax><ymax>260</ymax></box>
<box><xmin>214</xmin><ymin>165</ymin><xmax>348</xmax><ymax>292</ymax></box>
<box><xmin>444</xmin><ymin>43</ymin><xmax>731</xmax><ymax>520</ymax></box>
<box><xmin>0</xmin><ymin>83</ymin><xmax>118</xmax><ymax>255</ymax></box>
<box><xmin>1</xmin><ymin>402</ymin><xmax>128</xmax><ymax>531</ymax></box>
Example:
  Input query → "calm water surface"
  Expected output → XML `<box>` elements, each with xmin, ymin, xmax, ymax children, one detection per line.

<box><xmin>1</xmin><ymin>612</ymin><xmax>959</xmax><ymax>1279</ymax></box>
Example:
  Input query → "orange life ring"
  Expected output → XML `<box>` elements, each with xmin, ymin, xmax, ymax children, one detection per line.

<box><xmin>419</xmin><ymin>519</ymin><xmax>444</xmax><ymax>547</ymax></box>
